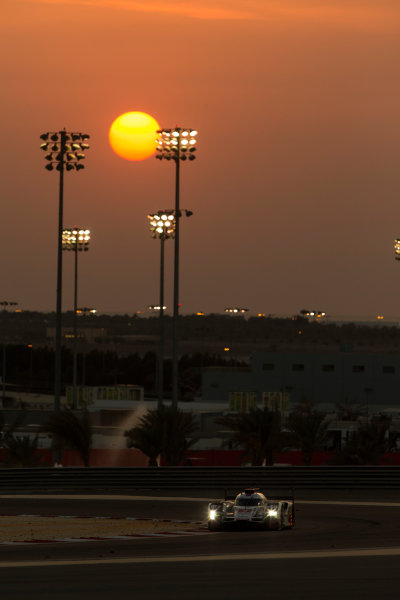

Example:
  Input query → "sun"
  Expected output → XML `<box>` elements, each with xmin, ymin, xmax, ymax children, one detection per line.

<box><xmin>108</xmin><ymin>111</ymin><xmax>160</xmax><ymax>161</ymax></box>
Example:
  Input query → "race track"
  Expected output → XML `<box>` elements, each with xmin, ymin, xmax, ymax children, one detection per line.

<box><xmin>1</xmin><ymin>491</ymin><xmax>400</xmax><ymax>599</ymax></box>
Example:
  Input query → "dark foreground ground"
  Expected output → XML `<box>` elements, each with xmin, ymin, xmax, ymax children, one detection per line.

<box><xmin>1</xmin><ymin>490</ymin><xmax>399</xmax><ymax>599</ymax></box>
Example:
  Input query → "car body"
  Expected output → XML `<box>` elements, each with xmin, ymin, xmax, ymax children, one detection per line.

<box><xmin>207</xmin><ymin>488</ymin><xmax>295</xmax><ymax>531</ymax></box>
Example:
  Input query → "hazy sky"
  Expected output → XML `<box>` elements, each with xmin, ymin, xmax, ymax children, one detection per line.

<box><xmin>2</xmin><ymin>0</ymin><xmax>400</xmax><ymax>318</ymax></box>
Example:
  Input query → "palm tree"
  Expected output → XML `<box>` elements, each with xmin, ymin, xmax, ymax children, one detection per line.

<box><xmin>216</xmin><ymin>407</ymin><xmax>283</xmax><ymax>466</ymax></box>
<box><xmin>125</xmin><ymin>420</ymin><xmax>162</xmax><ymax>466</ymax></box>
<box><xmin>124</xmin><ymin>406</ymin><xmax>198</xmax><ymax>466</ymax></box>
<box><xmin>330</xmin><ymin>417</ymin><xmax>391</xmax><ymax>465</ymax></box>
<box><xmin>2</xmin><ymin>434</ymin><xmax>40</xmax><ymax>467</ymax></box>
<box><xmin>286</xmin><ymin>398</ymin><xmax>330</xmax><ymax>465</ymax></box>
<box><xmin>41</xmin><ymin>409</ymin><xmax>92</xmax><ymax>467</ymax></box>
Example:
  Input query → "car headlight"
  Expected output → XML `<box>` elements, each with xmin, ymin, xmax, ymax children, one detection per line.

<box><xmin>209</xmin><ymin>509</ymin><xmax>217</xmax><ymax>520</ymax></box>
<box><xmin>267</xmin><ymin>509</ymin><xmax>278</xmax><ymax>518</ymax></box>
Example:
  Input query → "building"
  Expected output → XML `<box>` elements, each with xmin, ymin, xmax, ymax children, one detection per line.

<box><xmin>201</xmin><ymin>351</ymin><xmax>400</xmax><ymax>415</ymax></box>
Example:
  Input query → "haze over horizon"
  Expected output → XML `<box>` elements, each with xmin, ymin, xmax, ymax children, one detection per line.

<box><xmin>2</xmin><ymin>1</ymin><xmax>400</xmax><ymax>318</ymax></box>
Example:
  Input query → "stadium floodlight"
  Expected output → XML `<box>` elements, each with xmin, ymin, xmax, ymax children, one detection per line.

<box><xmin>40</xmin><ymin>129</ymin><xmax>90</xmax><ymax>414</ymax></box>
<box><xmin>147</xmin><ymin>210</ymin><xmax>176</xmax><ymax>409</ymax></box>
<box><xmin>62</xmin><ymin>228</ymin><xmax>91</xmax><ymax>410</ymax></box>
<box><xmin>155</xmin><ymin>127</ymin><xmax>198</xmax><ymax>408</ymax></box>
<box><xmin>394</xmin><ymin>239</ymin><xmax>400</xmax><ymax>261</ymax></box>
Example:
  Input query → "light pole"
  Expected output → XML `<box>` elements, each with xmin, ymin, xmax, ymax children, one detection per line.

<box><xmin>76</xmin><ymin>307</ymin><xmax>96</xmax><ymax>387</ymax></box>
<box><xmin>0</xmin><ymin>301</ymin><xmax>18</xmax><ymax>398</ymax></box>
<box><xmin>155</xmin><ymin>127</ymin><xmax>198</xmax><ymax>408</ymax></box>
<box><xmin>62</xmin><ymin>227</ymin><xmax>91</xmax><ymax>409</ymax></box>
<box><xmin>40</xmin><ymin>130</ymin><xmax>90</xmax><ymax>412</ymax></box>
<box><xmin>148</xmin><ymin>210</ymin><xmax>175</xmax><ymax>409</ymax></box>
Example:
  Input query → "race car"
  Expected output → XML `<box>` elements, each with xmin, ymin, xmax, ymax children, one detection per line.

<box><xmin>207</xmin><ymin>488</ymin><xmax>295</xmax><ymax>531</ymax></box>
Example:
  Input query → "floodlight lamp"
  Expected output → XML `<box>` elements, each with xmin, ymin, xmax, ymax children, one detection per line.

<box><xmin>67</xmin><ymin>153</ymin><xmax>76</xmax><ymax>161</ymax></box>
<box><xmin>181</xmin><ymin>139</ymin><xmax>188</xmax><ymax>146</ymax></box>
<box><xmin>56</xmin><ymin>163</ymin><xmax>62</xmax><ymax>171</ymax></box>
<box><xmin>75</xmin><ymin>163</ymin><xmax>84</xmax><ymax>170</ymax></box>
<box><xmin>190</xmin><ymin>130</ymin><xmax>198</xmax><ymax>136</ymax></box>
<box><xmin>81</xmin><ymin>134</ymin><xmax>90</xmax><ymax>140</ymax></box>
<box><xmin>66</xmin><ymin>163</ymin><xmax>74</xmax><ymax>171</ymax></box>
<box><xmin>189</xmin><ymin>155</ymin><xmax>196</xmax><ymax>161</ymax></box>
<box><xmin>45</xmin><ymin>163</ymin><xmax>54</xmax><ymax>171</ymax></box>
<box><xmin>76</xmin><ymin>153</ymin><xmax>85</xmax><ymax>160</ymax></box>
<box><xmin>40</xmin><ymin>133</ymin><xmax>49</xmax><ymax>141</ymax></box>
<box><xmin>51</xmin><ymin>134</ymin><xmax>59</xmax><ymax>141</ymax></box>
<box><xmin>72</xmin><ymin>143</ymin><xmax>80</xmax><ymax>150</ymax></box>
<box><xmin>51</xmin><ymin>144</ymin><xmax>58</xmax><ymax>151</ymax></box>
<box><xmin>394</xmin><ymin>239</ymin><xmax>400</xmax><ymax>259</ymax></box>
<box><xmin>72</xmin><ymin>134</ymin><xmax>80</xmax><ymax>141</ymax></box>
<box><xmin>45</xmin><ymin>153</ymin><xmax>53</xmax><ymax>161</ymax></box>
<box><xmin>155</xmin><ymin>154</ymin><xmax>162</xmax><ymax>160</ymax></box>
<box><xmin>189</xmin><ymin>139</ymin><xmax>196</xmax><ymax>145</ymax></box>
<box><xmin>40</xmin><ymin>143</ymin><xmax>48</xmax><ymax>151</ymax></box>
<box><xmin>181</xmin><ymin>130</ymin><xmax>189</xmax><ymax>137</ymax></box>
<box><xmin>180</xmin><ymin>155</ymin><xmax>187</xmax><ymax>161</ymax></box>
<box><xmin>172</xmin><ymin>130</ymin><xmax>180</xmax><ymax>137</ymax></box>
<box><xmin>81</xmin><ymin>143</ymin><xmax>90</xmax><ymax>150</ymax></box>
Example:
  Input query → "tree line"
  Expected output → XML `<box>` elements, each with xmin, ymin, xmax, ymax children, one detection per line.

<box><xmin>1</xmin><ymin>400</ymin><xmax>398</xmax><ymax>468</ymax></box>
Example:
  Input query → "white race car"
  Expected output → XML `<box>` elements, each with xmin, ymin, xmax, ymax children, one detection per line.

<box><xmin>207</xmin><ymin>488</ymin><xmax>295</xmax><ymax>531</ymax></box>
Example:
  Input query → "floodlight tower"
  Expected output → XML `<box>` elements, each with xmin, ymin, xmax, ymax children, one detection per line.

<box><xmin>62</xmin><ymin>227</ymin><xmax>90</xmax><ymax>409</ymax></box>
<box><xmin>40</xmin><ymin>130</ymin><xmax>90</xmax><ymax>412</ymax></box>
<box><xmin>148</xmin><ymin>210</ymin><xmax>175</xmax><ymax>409</ymax></box>
<box><xmin>155</xmin><ymin>127</ymin><xmax>197</xmax><ymax>407</ymax></box>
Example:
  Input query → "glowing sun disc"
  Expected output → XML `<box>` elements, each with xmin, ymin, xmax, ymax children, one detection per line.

<box><xmin>109</xmin><ymin>111</ymin><xmax>160</xmax><ymax>161</ymax></box>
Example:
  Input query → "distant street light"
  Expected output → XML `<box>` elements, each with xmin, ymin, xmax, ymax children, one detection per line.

<box><xmin>40</xmin><ymin>130</ymin><xmax>90</xmax><ymax>412</ymax></box>
<box><xmin>225</xmin><ymin>307</ymin><xmax>249</xmax><ymax>314</ymax></box>
<box><xmin>155</xmin><ymin>128</ymin><xmax>198</xmax><ymax>408</ymax></box>
<box><xmin>62</xmin><ymin>227</ymin><xmax>91</xmax><ymax>410</ymax></box>
<box><xmin>148</xmin><ymin>210</ymin><xmax>176</xmax><ymax>409</ymax></box>
<box><xmin>77</xmin><ymin>307</ymin><xmax>97</xmax><ymax>315</ymax></box>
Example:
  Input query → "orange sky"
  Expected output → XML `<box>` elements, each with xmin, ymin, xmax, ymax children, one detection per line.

<box><xmin>1</xmin><ymin>0</ymin><xmax>400</xmax><ymax>318</ymax></box>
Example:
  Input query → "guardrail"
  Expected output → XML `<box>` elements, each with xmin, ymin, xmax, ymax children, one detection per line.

<box><xmin>1</xmin><ymin>466</ymin><xmax>400</xmax><ymax>492</ymax></box>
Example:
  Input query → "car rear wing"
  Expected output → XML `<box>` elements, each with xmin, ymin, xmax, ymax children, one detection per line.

<box><xmin>224</xmin><ymin>487</ymin><xmax>261</xmax><ymax>501</ymax></box>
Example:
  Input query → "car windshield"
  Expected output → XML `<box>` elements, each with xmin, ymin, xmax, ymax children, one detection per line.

<box><xmin>236</xmin><ymin>497</ymin><xmax>263</xmax><ymax>506</ymax></box>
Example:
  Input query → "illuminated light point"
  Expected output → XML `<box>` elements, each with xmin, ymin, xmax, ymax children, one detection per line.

<box><xmin>109</xmin><ymin>111</ymin><xmax>160</xmax><ymax>161</ymax></box>
<box><xmin>225</xmin><ymin>307</ymin><xmax>249</xmax><ymax>314</ymax></box>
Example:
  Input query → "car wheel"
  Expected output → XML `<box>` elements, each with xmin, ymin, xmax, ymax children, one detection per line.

<box><xmin>268</xmin><ymin>516</ymin><xmax>282</xmax><ymax>531</ymax></box>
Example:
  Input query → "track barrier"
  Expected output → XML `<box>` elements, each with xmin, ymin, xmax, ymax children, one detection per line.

<box><xmin>1</xmin><ymin>466</ymin><xmax>400</xmax><ymax>492</ymax></box>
